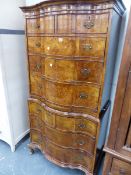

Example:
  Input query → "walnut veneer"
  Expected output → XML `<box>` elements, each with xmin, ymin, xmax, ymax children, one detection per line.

<box><xmin>20</xmin><ymin>1</ymin><xmax>125</xmax><ymax>174</ymax></box>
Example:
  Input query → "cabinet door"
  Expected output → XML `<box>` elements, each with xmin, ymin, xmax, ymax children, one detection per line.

<box><xmin>115</xmin><ymin>67</ymin><xmax>131</xmax><ymax>157</ymax></box>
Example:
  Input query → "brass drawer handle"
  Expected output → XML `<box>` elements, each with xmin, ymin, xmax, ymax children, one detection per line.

<box><xmin>83</xmin><ymin>21</ymin><xmax>94</xmax><ymax>29</ymax></box>
<box><xmin>79</xmin><ymin>92</ymin><xmax>88</xmax><ymax>99</ymax></box>
<box><xmin>81</xmin><ymin>68</ymin><xmax>90</xmax><ymax>76</ymax></box>
<box><xmin>35</xmin><ymin>64</ymin><xmax>41</xmax><ymax>70</ymax></box>
<box><xmin>77</xmin><ymin>140</ymin><xmax>85</xmax><ymax>146</ymax></box>
<box><xmin>35</xmin><ymin>42</ymin><xmax>41</xmax><ymax>48</ymax></box>
<box><xmin>83</xmin><ymin>44</ymin><xmax>92</xmax><ymax>51</ymax></box>
<box><xmin>78</xmin><ymin>123</ymin><xmax>86</xmax><ymax>129</ymax></box>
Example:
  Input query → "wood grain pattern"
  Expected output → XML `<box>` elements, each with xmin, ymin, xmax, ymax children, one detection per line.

<box><xmin>28</xmin><ymin>99</ymin><xmax>98</xmax><ymax>138</ymax></box>
<box><xmin>111</xmin><ymin>159</ymin><xmax>131</xmax><ymax>175</ymax></box>
<box><xmin>103</xmin><ymin>6</ymin><xmax>131</xmax><ymax>175</ymax></box>
<box><xmin>76</xmin><ymin>13</ymin><xmax>109</xmax><ymax>34</ymax></box>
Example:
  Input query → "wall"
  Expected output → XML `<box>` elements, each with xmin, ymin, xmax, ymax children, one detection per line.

<box><xmin>0</xmin><ymin>0</ymin><xmax>29</xmax><ymax>152</ymax></box>
<box><xmin>26</xmin><ymin>0</ymin><xmax>43</xmax><ymax>5</ymax></box>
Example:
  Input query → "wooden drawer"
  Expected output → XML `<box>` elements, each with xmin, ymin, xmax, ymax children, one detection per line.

<box><xmin>28</xmin><ymin>37</ymin><xmax>42</xmax><ymax>54</ymax></box>
<box><xmin>46</xmin><ymin>140</ymin><xmax>93</xmax><ymax>171</ymax></box>
<box><xmin>111</xmin><ymin>159</ymin><xmax>131</xmax><ymax>175</ymax></box>
<box><xmin>55</xmin><ymin>115</ymin><xmax>97</xmax><ymax>138</ymax></box>
<box><xmin>43</xmin><ymin>37</ymin><xmax>76</xmax><ymax>56</ymax></box>
<box><xmin>45</xmin><ymin>57</ymin><xmax>104</xmax><ymax>84</ymax></box>
<box><xmin>27</xmin><ymin>18</ymin><xmax>40</xmax><ymax>34</ymax></box>
<box><xmin>28</xmin><ymin>99</ymin><xmax>98</xmax><ymax>137</ymax></box>
<box><xmin>28</xmin><ymin>37</ymin><xmax>106</xmax><ymax>58</ymax></box>
<box><xmin>79</xmin><ymin>37</ymin><xmax>106</xmax><ymax>58</ymax></box>
<box><xmin>73</xmin><ymin>84</ymin><xmax>100</xmax><ymax>109</ymax></box>
<box><xmin>45</xmin><ymin>80</ymin><xmax>100</xmax><ymax>110</ymax></box>
<box><xmin>76</xmin><ymin>13</ymin><xmax>109</xmax><ymax>33</ymax></box>
<box><xmin>45</xmin><ymin>126</ymin><xmax>95</xmax><ymax>155</ymax></box>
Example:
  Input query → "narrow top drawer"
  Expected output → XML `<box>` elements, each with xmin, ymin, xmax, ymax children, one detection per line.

<box><xmin>76</xmin><ymin>13</ymin><xmax>109</xmax><ymax>34</ymax></box>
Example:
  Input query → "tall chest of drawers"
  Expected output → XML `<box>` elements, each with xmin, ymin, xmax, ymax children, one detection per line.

<box><xmin>20</xmin><ymin>1</ymin><xmax>125</xmax><ymax>174</ymax></box>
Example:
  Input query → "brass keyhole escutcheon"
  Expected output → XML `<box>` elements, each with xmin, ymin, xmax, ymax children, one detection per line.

<box><xmin>78</xmin><ymin>123</ymin><xmax>86</xmax><ymax>129</ymax></box>
<box><xmin>81</xmin><ymin>68</ymin><xmax>90</xmax><ymax>76</ymax></box>
<box><xmin>78</xmin><ymin>140</ymin><xmax>85</xmax><ymax>146</ymax></box>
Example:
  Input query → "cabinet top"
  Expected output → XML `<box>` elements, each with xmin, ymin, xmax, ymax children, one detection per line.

<box><xmin>20</xmin><ymin>0</ymin><xmax>126</xmax><ymax>16</ymax></box>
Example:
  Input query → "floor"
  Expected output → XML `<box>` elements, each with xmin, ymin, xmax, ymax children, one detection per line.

<box><xmin>0</xmin><ymin>136</ymin><xmax>103</xmax><ymax>175</ymax></box>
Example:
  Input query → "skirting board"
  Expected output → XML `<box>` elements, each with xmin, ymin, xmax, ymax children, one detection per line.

<box><xmin>13</xmin><ymin>129</ymin><xmax>30</xmax><ymax>152</ymax></box>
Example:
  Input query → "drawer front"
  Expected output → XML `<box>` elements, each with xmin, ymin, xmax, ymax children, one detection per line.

<box><xmin>73</xmin><ymin>84</ymin><xmax>100</xmax><ymax>109</ymax></box>
<box><xmin>28</xmin><ymin>37</ymin><xmax>106</xmax><ymax>58</ymax></box>
<box><xmin>76</xmin><ymin>13</ymin><xmax>109</xmax><ymax>33</ymax></box>
<box><xmin>111</xmin><ymin>159</ymin><xmax>131</xmax><ymax>175</ymax></box>
<box><xmin>27</xmin><ymin>18</ymin><xmax>40</xmax><ymax>34</ymax></box>
<box><xmin>45</xmin><ymin>57</ymin><xmax>104</xmax><ymax>84</ymax></box>
<box><xmin>28</xmin><ymin>99</ymin><xmax>98</xmax><ymax>137</ymax></box>
<box><xmin>75</xmin><ymin>60</ymin><xmax>103</xmax><ymax>84</ymax></box>
<box><xmin>45</xmin><ymin>126</ymin><xmax>95</xmax><ymax>155</ymax></box>
<box><xmin>79</xmin><ymin>37</ymin><xmax>106</xmax><ymax>57</ymax></box>
<box><xmin>28</xmin><ymin>37</ymin><xmax>41</xmax><ymax>54</ymax></box>
<box><xmin>46</xmin><ymin>140</ymin><xmax>93</xmax><ymax>171</ymax></box>
<box><xmin>28</xmin><ymin>55</ymin><xmax>43</xmax><ymax>76</ymax></box>
<box><xmin>45</xmin><ymin>80</ymin><xmax>100</xmax><ymax>110</ymax></box>
<box><xmin>43</xmin><ymin>37</ymin><xmax>76</xmax><ymax>56</ymax></box>
<box><xmin>75</xmin><ymin>118</ymin><xmax>97</xmax><ymax>137</ymax></box>
<box><xmin>55</xmin><ymin>115</ymin><xmax>97</xmax><ymax>137</ymax></box>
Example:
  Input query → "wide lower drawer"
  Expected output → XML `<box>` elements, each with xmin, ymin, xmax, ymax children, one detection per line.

<box><xmin>111</xmin><ymin>159</ymin><xmax>131</xmax><ymax>175</ymax></box>
<box><xmin>45</xmin><ymin>126</ymin><xmax>95</xmax><ymax>155</ymax></box>
<box><xmin>28</xmin><ymin>37</ymin><xmax>106</xmax><ymax>58</ymax></box>
<box><xmin>45</xmin><ymin>80</ymin><xmax>100</xmax><ymax>110</ymax></box>
<box><xmin>28</xmin><ymin>55</ymin><xmax>104</xmax><ymax>85</ymax></box>
<box><xmin>29</xmin><ymin>76</ymin><xmax>100</xmax><ymax>112</ymax></box>
<box><xmin>28</xmin><ymin>99</ymin><xmax>98</xmax><ymax>138</ymax></box>
<box><xmin>46</xmin><ymin>140</ymin><xmax>93</xmax><ymax>172</ymax></box>
<box><xmin>30</xmin><ymin>129</ymin><xmax>94</xmax><ymax>172</ymax></box>
<box><xmin>44</xmin><ymin>57</ymin><xmax>104</xmax><ymax>84</ymax></box>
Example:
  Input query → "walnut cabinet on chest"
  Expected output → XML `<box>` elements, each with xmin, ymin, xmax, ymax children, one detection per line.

<box><xmin>20</xmin><ymin>1</ymin><xmax>125</xmax><ymax>174</ymax></box>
